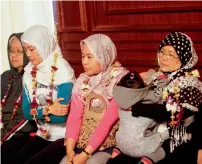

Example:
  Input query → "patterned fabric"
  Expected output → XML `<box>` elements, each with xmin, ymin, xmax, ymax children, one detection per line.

<box><xmin>159</xmin><ymin>32</ymin><xmax>202</xmax><ymax>152</ymax></box>
<box><xmin>164</xmin><ymin>73</ymin><xmax>202</xmax><ymax>112</ymax></box>
<box><xmin>159</xmin><ymin>32</ymin><xmax>202</xmax><ymax>115</ymax></box>
<box><xmin>80</xmin><ymin>34</ymin><xmax>117</xmax><ymax>72</ymax></box>
<box><xmin>158</xmin><ymin>32</ymin><xmax>192</xmax><ymax>66</ymax></box>
<box><xmin>158</xmin><ymin>32</ymin><xmax>198</xmax><ymax>76</ymax></box>
<box><xmin>77</xmin><ymin>92</ymin><xmax>118</xmax><ymax>150</ymax></box>
<box><xmin>116</xmin><ymin>110</ymin><xmax>168</xmax><ymax>158</ymax></box>
<box><xmin>114</xmin><ymin>72</ymin><xmax>169</xmax><ymax>160</ymax></box>
<box><xmin>73</xmin><ymin>34</ymin><xmax>128</xmax><ymax>106</ymax></box>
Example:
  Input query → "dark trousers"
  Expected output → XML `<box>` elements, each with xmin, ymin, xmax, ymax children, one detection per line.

<box><xmin>157</xmin><ymin>141</ymin><xmax>198</xmax><ymax>164</ymax></box>
<box><xmin>15</xmin><ymin>136</ymin><xmax>66</xmax><ymax>164</ymax></box>
<box><xmin>1</xmin><ymin>134</ymin><xmax>31</xmax><ymax>164</ymax></box>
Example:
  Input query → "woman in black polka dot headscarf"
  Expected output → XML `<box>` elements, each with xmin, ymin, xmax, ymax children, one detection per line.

<box><xmin>110</xmin><ymin>32</ymin><xmax>202</xmax><ymax>164</ymax></box>
<box><xmin>157</xmin><ymin>32</ymin><xmax>201</xmax><ymax>109</ymax></box>
<box><xmin>159</xmin><ymin>32</ymin><xmax>192</xmax><ymax>67</ymax></box>
<box><xmin>155</xmin><ymin>32</ymin><xmax>202</xmax><ymax>163</ymax></box>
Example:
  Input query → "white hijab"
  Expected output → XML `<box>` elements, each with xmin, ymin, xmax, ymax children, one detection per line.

<box><xmin>22</xmin><ymin>25</ymin><xmax>75</xmax><ymax>103</ymax></box>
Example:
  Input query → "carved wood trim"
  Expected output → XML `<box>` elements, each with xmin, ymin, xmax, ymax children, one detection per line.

<box><xmin>103</xmin><ymin>1</ymin><xmax>202</xmax><ymax>15</ymax></box>
<box><xmin>92</xmin><ymin>24</ymin><xmax>202</xmax><ymax>32</ymax></box>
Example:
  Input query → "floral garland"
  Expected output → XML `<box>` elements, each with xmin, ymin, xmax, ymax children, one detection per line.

<box><xmin>81</xmin><ymin>61</ymin><xmax>121</xmax><ymax>103</ymax></box>
<box><xmin>106</xmin><ymin>61</ymin><xmax>120</xmax><ymax>87</ymax></box>
<box><xmin>0</xmin><ymin>76</ymin><xmax>22</xmax><ymax>129</ymax></box>
<box><xmin>162</xmin><ymin>69</ymin><xmax>200</xmax><ymax>126</ymax></box>
<box><xmin>29</xmin><ymin>53</ymin><xmax>58</xmax><ymax>138</ymax></box>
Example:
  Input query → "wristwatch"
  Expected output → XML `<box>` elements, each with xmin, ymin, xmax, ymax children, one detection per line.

<box><xmin>82</xmin><ymin>149</ymin><xmax>92</xmax><ymax>159</ymax></box>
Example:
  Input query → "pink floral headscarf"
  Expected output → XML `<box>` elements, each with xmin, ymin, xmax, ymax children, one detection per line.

<box><xmin>73</xmin><ymin>34</ymin><xmax>128</xmax><ymax>105</ymax></box>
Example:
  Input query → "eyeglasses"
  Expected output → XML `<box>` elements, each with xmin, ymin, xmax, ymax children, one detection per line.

<box><xmin>9</xmin><ymin>50</ymin><xmax>23</xmax><ymax>56</ymax></box>
<box><xmin>158</xmin><ymin>50</ymin><xmax>179</xmax><ymax>60</ymax></box>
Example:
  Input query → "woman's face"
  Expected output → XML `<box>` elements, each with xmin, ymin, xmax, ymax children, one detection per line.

<box><xmin>9</xmin><ymin>38</ymin><xmax>24</xmax><ymax>72</ymax></box>
<box><xmin>81</xmin><ymin>44</ymin><xmax>102</xmax><ymax>76</ymax></box>
<box><xmin>158</xmin><ymin>45</ymin><xmax>182</xmax><ymax>72</ymax></box>
<box><xmin>23</xmin><ymin>42</ymin><xmax>43</xmax><ymax>66</ymax></box>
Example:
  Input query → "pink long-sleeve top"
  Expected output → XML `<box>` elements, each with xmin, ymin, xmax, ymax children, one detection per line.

<box><xmin>65</xmin><ymin>93</ymin><xmax>119</xmax><ymax>151</ymax></box>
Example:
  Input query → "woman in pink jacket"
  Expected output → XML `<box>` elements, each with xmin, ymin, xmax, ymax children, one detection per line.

<box><xmin>62</xmin><ymin>34</ymin><xmax>128</xmax><ymax>164</ymax></box>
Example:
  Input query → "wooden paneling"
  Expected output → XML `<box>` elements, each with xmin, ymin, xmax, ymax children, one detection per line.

<box><xmin>57</xmin><ymin>1</ymin><xmax>88</xmax><ymax>32</ymax></box>
<box><xmin>90</xmin><ymin>1</ymin><xmax>202</xmax><ymax>32</ymax></box>
<box><xmin>56</xmin><ymin>1</ymin><xmax>202</xmax><ymax>78</ymax></box>
<box><xmin>104</xmin><ymin>1</ymin><xmax>202</xmax><ymax>14</ymax></box>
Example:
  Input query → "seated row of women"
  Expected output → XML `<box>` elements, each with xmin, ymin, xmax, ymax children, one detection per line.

<box><xmin>1</xmin><ymin>25</ymin><xmax>202</xmax><ymax>164</ymax></box>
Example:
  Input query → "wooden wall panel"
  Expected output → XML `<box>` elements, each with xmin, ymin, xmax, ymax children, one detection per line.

<box><xmin>104</xmin><ymin>1</ymin><xmax>202</xmax><ymax>14</ymax></box>
<box><xmin>90</xmin><ymin>1</ymin><xmax>202</xmax><ymax>32</ymax></box>
<box><xmin>56</xmin><ymin>1</ymin><xmax>202</xmax><ymax>78</ymax></box>
<box><xmin>57</xmin><ymin>1</ymin><xmax>88</xmax><ymax>32</ymax></box>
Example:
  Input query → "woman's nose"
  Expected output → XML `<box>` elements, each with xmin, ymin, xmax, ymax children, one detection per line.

<box><xmin>161</xmin><ymin>53</ymin><xmax>168</xmax><ymax>61</ymax></box>
<box><xmin>26</xmin><ymin>51</ymin><xmax>31</xmax><ymax>57</ymax></box>
<box><xmin>82</xmin><ymin>57</ymin><xmax>88</xmax><ymax>65</ymax></box>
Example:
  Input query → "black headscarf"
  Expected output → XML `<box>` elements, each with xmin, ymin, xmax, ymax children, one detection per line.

<box><xmin>158</xmin><ymin>32</ymin><xmax>192</xmax><ymax>67</ymax></box>
<box><xmin>1</xmin><ymin>33</ymin><xmax>29</xmax><ymax>99</ymax></box>
<box><xmin>7</xmin><ymin>33</ymin><xmax>29</xmax><ymax>75</ymax></box>
<box><xmin>158</xmin><ymin>32</ymin><xmax>199</xmax><ymax>81</ymax></box>
<box><xmin>158</xmin><ymin>32</ymin><xmax>202</xmax><ymax>115</ymax></box>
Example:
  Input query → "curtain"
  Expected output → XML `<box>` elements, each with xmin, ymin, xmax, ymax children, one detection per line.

<box><xmin>1</xmin><ymin>0</ymin><xmax>54</xmax><ymax>73</ymax></box>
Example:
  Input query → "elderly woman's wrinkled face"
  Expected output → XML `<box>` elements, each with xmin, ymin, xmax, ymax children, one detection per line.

<box><xmin>9</xmin><ymin>38</ymin><xmax>24</xmax><ymax>72</ymax></box>
<box><xmin>23</xmin><ymin>42</ymin><xmax>43</xmax><ymax>66</ymax></box>
<box><xmin>81</xmin><ymin>44</ymin><xmax>102</xmax><ymax>76</ymax></box>
<box><xmin>158</xmin><ymin>45</ymin><xmax>182</xmax><ymax>72</ymax></box>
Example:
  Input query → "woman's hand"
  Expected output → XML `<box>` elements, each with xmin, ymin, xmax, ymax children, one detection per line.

<box><xmin>198</xmin><ymin>149</ymin><xmax>202</xmax><ymax>164</ymax></box>
<box><xmin>66</xmin><ymin>138</ymin><xmax>77</xmax><ymax>163</ymax></box>
<box><xmin>139</xmin><ymin>72</ymin><xmax>149</xmax><ymax>82</ymax></box>
<box><xmin>49</xmin><ymin>98</ymin><xmax>69</xmax><ymax>116</ymax></box>
<box><xmin>73</xmin><ymin>152</ymin><xmax>88</xmax><ymax>164</ymax></box>
<box><xmin>67</xmin><ymin>150</ymin><xmax>75</xmax><ymax>164</ymax></box>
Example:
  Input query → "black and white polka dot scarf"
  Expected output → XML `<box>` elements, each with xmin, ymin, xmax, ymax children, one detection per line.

<box><xmin>158</xmin><ymin>32</ymin><xmax>192</xmax><ymax>67</ymax></box>
<box><xmin>158</xmin><ymin>32</ymin><xmax>198</xmax><ymax>81</ymax></box>
<box><xmin>158</xmin><ymin>32</ymin><xmax>202</xmax><ymax>111</ymax></box>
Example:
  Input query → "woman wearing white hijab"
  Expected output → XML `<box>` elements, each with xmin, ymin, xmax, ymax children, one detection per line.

<box><xmin>15</xmin><ymin>25</ymin><xmax>75</xmax><ymax>164</ymax></box>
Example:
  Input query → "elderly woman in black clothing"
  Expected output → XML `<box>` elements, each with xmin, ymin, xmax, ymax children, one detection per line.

<box><xmin>107</xmin><ymin>32</ymin><xmax>202</xmax><ymax>164</ymax></box>
<box><xmin>1</xmin><ymin>33</ymin><xmax>37</xmax><ymax>164</ymax></box>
